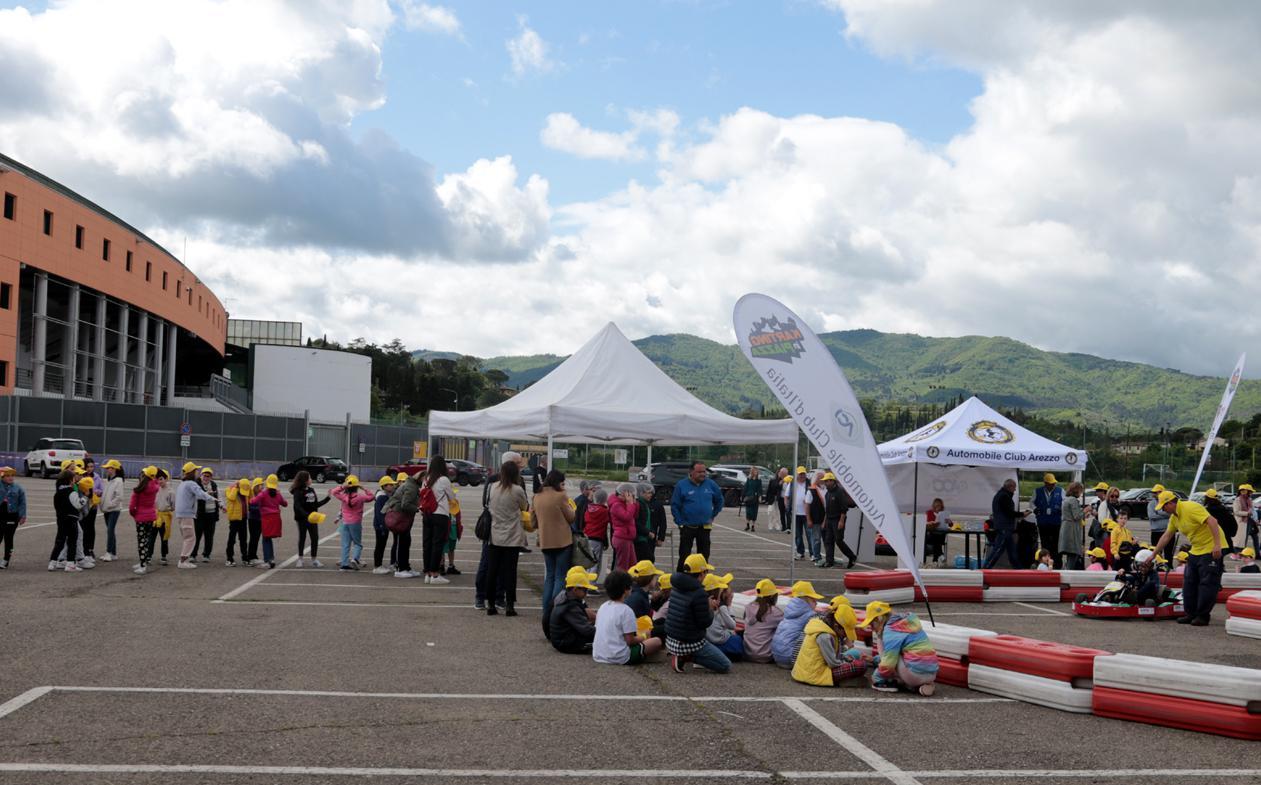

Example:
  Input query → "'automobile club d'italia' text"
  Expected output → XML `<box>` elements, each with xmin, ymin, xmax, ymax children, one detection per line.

<box><xmin>763</xmin><ymin>365</ymin><xmax>888</xmax><ymax>530</ymax></box>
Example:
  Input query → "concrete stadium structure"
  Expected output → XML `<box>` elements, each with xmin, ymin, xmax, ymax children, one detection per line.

<box><xmin>0</xmin><ymin>152</ymin><xmax>226</xmax><ymax>404</ymax></box>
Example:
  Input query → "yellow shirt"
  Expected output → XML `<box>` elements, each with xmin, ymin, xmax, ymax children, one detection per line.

<box><xmin>1109</xmin><ymin>524</ymin><xmax>1135</xmax><ymax>558</ymax></box>
<box><xmin>1164</xmin><ymin>501</ymin><xmax>1221</xmax><ymax>556</ymax></box>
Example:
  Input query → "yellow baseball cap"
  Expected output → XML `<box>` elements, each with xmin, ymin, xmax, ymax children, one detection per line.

<box><xmin>682</xmin><ymin>553</ymin><xmax>715</xmax><ymax>574</ymax></box>
<box><xmin>1175</xmin><ymin>551</ymin><xmax>1188</xmax><ymax>562</ymax></box>
<box><xmin>76</xmin><ymin>477</ymin><xmax>93</xmax><ymax>492</ymax></box>
<box><xmin>820</xmin><ymin>472</ymin><xmax>837</xmax><ymax>482</ymax></box>
<box><xmin>103</xmin><ymin>459</ymin><xmax>122</xmax><ymax>470</ymax></box>
<box><xmin>1151</xmin><ymin>484</ymin><xmax>1166</xmax><ymax>493</ymax></box>
<box><xmin>565</xmin><ymin>567</ymin><xmax>599</xmax><ymax>590</ymax></box>
<box><xmin>142</xmin><ymin>466</ymin><xmax>158</xmax><ymax>478</ymax></box>
<box><xmin>858</xmin><ymin>600</ymin><xmax>892</xmax><ymax>626</ymax></box>
<box><xmin>237</xmin><ymin>478</ymin><xmax>251</xmax><ymax>492</ymax></box>
<box><xmin>1239</xmin><ymin>484</ymin><xmax>1255</xmax><ymax>492</ymax></box>
<box><xmin>658</xmin><ymin>573</ymin><xmax>672</xmax><ymax>590</ymax></box>
<box><xmin>182</xmin><ymin>461</ymin><xmax>199</xmax><ymax>474</ymax></box>
<box><xmin>628</xmin><ymin>560</ymin><xmax>665</xmax><ymax>579</ymax></box>
<box><xmin>396</xmin><ymin>471</ymin><xmax>409</xmax><ymax>483</ymax></box>
<box><xmin>829</xmin><ymin>594</ymin><xmax>852</xmax><ymax>609</ymax></box>
<box><xmin>1155</xmin><ymin>490</ymin><xmax>1178</xmax><ymax>509</ymax></box>
<box><xmin>834</xmin><ymin>604</ymin><xmax>858</xmax><ymax>642</ymax></box>
<box><xmin>1094</xmin><ymin>482</ymin><xmax>1110</xmax><ymax>491</ymax></box>
<box><xmin>1204</xmin><ymin>488</ymin><xmax>1218</xmax><ymax>499</ymax></box>
<box><xmin>266</xmin><ymin>474</ymin><xmax>279</xmax><ymax>489</ymax></box>
<box><xmin>796</xmin><ymin>466</ymin><xmax>808</xmax><ymax>475</ymax></box>
<box><xmin>1087</xmin><ymin>547</ymin><xmax>1107</xmax><ymax>558</ymax></box>
<box><xmin>702</xmin><ymin>572</ymin><xmax>734</xmax><ymax>592</ymax></box>
<box><xmin>345</xmin><ymin>475</ymin><xmax>359</xmax><ymax>487</ymax></box>
<box><xmin>636</xmin><ymin>615</ymin><xmax>654</xmax><ymax>635</ymax></box>
<box><xmin>0</xmin><ymin>466</ymin><xmax>14</xmax><ymax>476</ymax></box>
<box><xmin>308</xmin><ymin>512</ymin><xmax>326</xmax><ymax>525</ymax></box>
<box><xmin>1043</xmin><ymin>473</ymin><xmax>1057</xmax><ymax>484</ymax></box>
<box><xmin>252</xmin><ymin>477</ymin><xmax>264</xmax><ymax>487</ymax></box>
<box><xmin>1243</xmin><ymin>547</ymin><xmax>1257</xmax><ymax>558</ymax></box>
<box><xmin>755</xmin><ymin>578</ymin><xmax>779</xmax><ymax>598</ymax></box>
<box><xmin>379</xmin><ymin>475</ymin><xmax>396</xmax><ymax>487</ymax></box>
<box><xmin>200</xmin><ymin>467</ymin><xmax>214</xmax><ymax>476</ymax></box>
<box><xmin>790</xmin><ymin>580</ymin><xmax>823</xmax><ymax>600</ymax></box>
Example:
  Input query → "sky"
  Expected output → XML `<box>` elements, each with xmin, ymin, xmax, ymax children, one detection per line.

<box><xmin>1</xmin><ymin>1</ymin><xmax>1260</xmax><ymax>376</ymax></box>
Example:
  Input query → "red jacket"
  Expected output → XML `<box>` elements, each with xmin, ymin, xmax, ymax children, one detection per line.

<box><xmin>609</xmin><ymin>496</ymin><xmax>639</xmax><ymax>542</ymax></box>
<box><xmin>584</xmin><ymin>503</ymin><xmax>610</xmax><ymax>543</ymax></box>
<box><xmin>128</xmin><ymin>482</ymin><xmax>160</xmax><ymax>524</ymax></box>
<box><xmin>251</xmin><ymin>489</ymin><xmax>289</xmax><ymax>538</ymax></box>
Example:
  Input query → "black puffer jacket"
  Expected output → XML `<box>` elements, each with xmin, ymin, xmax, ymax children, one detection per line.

<box><xmin>665</xmin><ymin>572</ymin><xmax>713</xmax><ymax>644</ymax></box>
<box><xmin>549</xmin><ymin>590</ymin><xmax>596</xmax><ymax>654</ymax></box>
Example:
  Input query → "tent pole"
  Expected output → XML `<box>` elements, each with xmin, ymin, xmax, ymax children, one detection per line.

<box><xmin>647</xmin><ymin>444</ymin><xmax>653</xmax><ymax>468</ymax></box>
<box><xmin>790</xmin><ymin>434</ymin><xmax>799</xmax><ymax>585</ymax></box>
<box><xmin>546</xmin><ymin>433</ymin><xmax>553</xmax><ymax>476</ymax></box>
<box><xmin>912</xmin><ymin>462</ymin><xmax>920</xmax><ymax>566</ymax></box>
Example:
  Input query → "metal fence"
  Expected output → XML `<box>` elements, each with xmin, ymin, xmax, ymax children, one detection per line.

<box><xmin>0</xmin><ymin>396</ymin><xmax>429</xmax><ymax>476</ymax></box>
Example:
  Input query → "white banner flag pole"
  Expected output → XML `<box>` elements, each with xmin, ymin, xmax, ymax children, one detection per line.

<box><xmin>733</xmin><ymin>293</ymin><xmax>926</xmax><ymax>596</ymax></box>
<box><xmin>1190</xmin><ymin>353</ymin><xmax>1246</xmax><ymax>494</ymax></box>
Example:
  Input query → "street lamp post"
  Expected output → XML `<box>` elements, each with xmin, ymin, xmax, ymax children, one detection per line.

<box><xmin>439</xmin><ymin>387</ymin><xmax>459</xmax><ymax>411</ymax></box>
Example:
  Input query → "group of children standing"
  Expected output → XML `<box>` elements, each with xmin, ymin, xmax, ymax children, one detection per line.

<box><xmin>544</xmin><ymin>551</ymin><xmax>940</xmax><ymax>694</ymax></box>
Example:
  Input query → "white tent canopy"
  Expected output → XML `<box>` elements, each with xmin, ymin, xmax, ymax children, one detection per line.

<box><xmin>876</xmin><ymin>396</ymin><xmax>1089</xmax><ymax>562</ymax></box>
<box><xmin>428</xmin><ymin>322</ymin><xmax>798</xmax><ymax>446</ymax></box>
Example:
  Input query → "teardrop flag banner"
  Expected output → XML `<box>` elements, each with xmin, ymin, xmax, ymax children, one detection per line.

<box><xmin>1190</xmin><ymin>352</ymin><xmax>1246</xmax><ymax>494</ymax></box>
<box><xmin>733</xmin><ymin>293</ymin><xmax>924</xmax><ymax>590</ymax></box>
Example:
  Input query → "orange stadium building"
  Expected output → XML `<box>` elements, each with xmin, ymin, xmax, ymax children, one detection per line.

<box><xmin>0</xmin><ymin>153</ymin><xmax>226</xmax><ymax>403</ymax></box>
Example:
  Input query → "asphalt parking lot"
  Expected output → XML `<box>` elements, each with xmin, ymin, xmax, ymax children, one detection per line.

<box><xmin>2</xmin><ymin>477</ymin><xmax>1260</xmax><ymax>785</ymax></box>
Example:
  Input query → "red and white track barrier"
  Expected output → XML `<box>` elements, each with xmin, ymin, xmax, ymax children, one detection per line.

<box><xmin>1224</xmin><ymin>590</ymin><xmax>1261</xmax><ymax>640</ymax></box>
<box><xmin>964</xmin><ymin>634</ymin><xmax>1110</xmax><ymax>713</ymax></box>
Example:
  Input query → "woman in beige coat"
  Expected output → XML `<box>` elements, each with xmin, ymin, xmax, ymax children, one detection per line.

<box><xmin>534</xmin><ymin>470</ymin><xmax>576</xmax><ymax>637</ymax></box>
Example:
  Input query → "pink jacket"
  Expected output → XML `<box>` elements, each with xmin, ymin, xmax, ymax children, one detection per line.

<box><xmin>330</xmin><ymin>486</ymin><xmax>372</xmax><ymax>524</ymax></box>
<box><xmin>251</xmin><ymin>488</ymin><xmax>289</xmax><ymax>538</ymax></box>
<box><xmin>609</xmin><ymin>496</ymin><xmax>639</xmax><ymax>542</ymax></box>
<box><xmin>128</xmin><ymin>482</ymin><xmax>160</xmax><ymax>523</ymax></box>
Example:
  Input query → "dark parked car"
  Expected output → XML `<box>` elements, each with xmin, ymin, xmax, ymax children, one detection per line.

<box><xmin>636</xmin><ymin>462</ymin><xmax>745</xmax><ymax>507</ymax></box>
<box><xmin>1116</xmin><ymin>487</ymin><xmax>1187</xmax><ymax>520</ymax></box>
<box><xmin>384</xmin><ymin>459</ymin><xmax>457</xmax><ymax>481</ymax></box>
<box><xmin>448</xmin><ymin>459</ymin><xmax>487</xmax><ymax>486</ymax></box>
<box><xmin>276</xmin><ymin>456</ymin><xmax>349</xmax><ymax>484</ymax></box>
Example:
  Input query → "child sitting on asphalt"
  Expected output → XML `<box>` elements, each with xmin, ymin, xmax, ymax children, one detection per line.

<box><xmin>704</xmin><ymin>572</ymin><xmax>743</xmax><ymax>661</ymax></box>
<box><xmin>1034</xmin><ymin>548</ymin><xmax>1054</xmax><ymax>570</ymax></box>
<box><xmin>741</xmin><ymin>579</ymin><xmax>784</xmax><ymax>664</ymax></box>
<box><xmin>664</xmin><ymin>554</ymin><xmax>730</xmax><ymax>673</ymax></box>
<box><xmin>791</xmin><ymin>604</ymin><xmax>869</xmax><ymax>688</ymax></box>
<box><xmin>1239</xmin><ymin>547</ymin><xmax>1259</xmax><ymax>573</ymax></box>
<box><xmin>549</xmin><ymin>567</ymin><xmax>598</xmax><ymax>655</ymax></box>
<box><xmin>1086</xmin><ymin>547</ymin><xmax>1108</xmax><ymax>571</ymax></box>
<box><xmin>771</xmin><ymin>580</ymin><xmax>825</xmax><ymax>668</ymax></box>
<box><xmin>626</xmin><ymin>560</ymin><xmax>665</xmax><ymax>617</ymax></box>
<box><xmin>862</xmin><ymin>601</ymin><xmax>939</xmax><ymax>697</ymax></box>
<box><xmin>652</xmin><ymin>573</ymin><xmax>672</xmax><ymax>621</ymax></box>
<box><xmin>593</xmin><ymin>569</ymin><xmax>663</xmax><ymax>665</ymax></box>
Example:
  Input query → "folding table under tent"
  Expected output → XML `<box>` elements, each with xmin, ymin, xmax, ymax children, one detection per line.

<box><xmin>877</xmin><ymin>396</ymin><xmax>1089</xmax><ymax>563</ymax></box>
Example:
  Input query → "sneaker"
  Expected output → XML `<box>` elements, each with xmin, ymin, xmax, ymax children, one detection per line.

<box><xmin>226</xmin><ymin>560</ymin><xmax>237</xmax><ymax>567</ymax></box>
<box><xmin>445</xmin><ymin>566</ymin><xmax>462</xmax><ymax>576</ymax></box>
<box><xmin>311</xmin><ymin>559</ymin><xmax>323</xmax><ymax>568</ymax></box>
<box><xmin>340</xmin><ymin>565</ymin><xmax>355</xmax><ymax>571</ymax></box>
<box><xmin>846</xmin><ymin>557</ymin><xmax>857</xmax><ymax>569</ymax></box>
<box><xmin>133</xmin><ymin>565</ymin><xmax>148</xmax><ymax>575</ymax></box>
<box><xmin>394</xmin><ymin>569</ymin><xmax>420</xmax><ymax>578</ymax></box>
<box><xmin>351</xmin><ymin>559</ymin><xmax>363</xmax><ymax>569</ymax></box>
<box><xmin>78</xmin><ymin>558</ymin><xmax>95</xmax><ymax>569</ymax></box>
<box><xmin>794</xmin><ymin>553</ymin><xmax>805</xmax><ymax>561</ymax></box>
<box><xmin>200</xmin><ymin>556</ymin><xmax>210</xmax><ymax>563</ymax></box>
<box><xmin>429</xmin><ymin>575</ymin><xmax>450</xmax><ymax>585</ymax></box>
<box><xmin>872</xmin><ymin>684</ymin><xmax>898</xmax><ymax>693</ymax></box>
<box><xmin>1190</xmin><ymin>616</ymin><xmax>1210</xmax><ymax>627</ymax></box>
<box><xmin>1176</xmin><ymin>615</ymin><xmax>1195</xmax><ymax>625</ymax></box>
<box><xmin>64</xmin><ymin>563</ymin><xmax>82</xmax><ymax>572</ymax></box>
<box><xmin>423</xmin><ymin>574</ymin><xmax>432</xmax><ymax>584</ymax></box>
<box><xmin>814</xmin><ymin>559</ymin><xmax>827</xmax><ymax>568</ymax></box>
<box><xmin>48</xmin><ymin>560</ymin><xmax>60</xmax><ymax>572</ymax></box>
<box><xmin>0</xmin><ymin>559</ymin><xmax>7</xmax><ymax>570</ymax></box>
<box><xmin>100</xmin><ymin>553</ymin><xmax>116</xmax><ymax>562</ymax></box>
<box><xmin>918</xmin><ymin>684</ymin><xmax>936</xmax><ymax>697</ymax></box>
<box><xmin>266</xmin><ymin>562</ymin><xmax>276</xmax><ymax>570</ymax></box>
<box><xmin>474</xmin><ymin>599</ymin><xmax>486</xmax><ymax>610</ymax></box>
<box><xmin>670</xmin><ymin>655</ymin><xmax>685</xmax><ymax>674</ymax></box>
<box><xmin>160</xmin><ymin>557</ymin><xmax>169</xmax><ymax>566</ymax></box>
<box><xmin>372</xmin><ymin>566</ymin><xmax>392</xmax><ymax>575</ymax></box>
<box><xmin>257</xmin><ymin>561</ymin><xmax>271</xmax><ymax>569</ymax></box>
<box><xmin>177</xmin><ymin>560</ymin><xmax>197</xmax><ymax>569</ymax></box>
<box><xmin>295</xmin><ymin>559</ymin><xmax>304</xmax><ymax>568</ymax></box>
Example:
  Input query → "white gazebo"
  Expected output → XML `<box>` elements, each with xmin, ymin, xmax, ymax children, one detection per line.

<box><xmin>428</xmin><ymin>322</ymin><xmax>799</xmax><ymax>458</ymax></box>
<box><xmin>877</xmin><ymin>396</ymin><xmax>1089</xmax><ymax>561</ymax></box>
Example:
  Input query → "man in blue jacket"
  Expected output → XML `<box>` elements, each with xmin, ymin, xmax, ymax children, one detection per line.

<box><xmin>1032</xmin><ymin>473</ymin><xmax>1063</xmax><ymax>569</ymax></box>
<box><xmin>671</xmin><ymin>461</ymin><xmax>724</xmax><ymax>573</ymax></box>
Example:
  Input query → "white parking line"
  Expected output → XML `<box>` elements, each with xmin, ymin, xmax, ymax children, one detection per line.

<box><xmin>0</xmin><ymin>687</ymin><xmax>51</xmax><ymax>719</ymax></box>
<box><xmin>782</xmin><ymin>698</ymin><xmax>922</xmax><ymax>785</ymax></box>
<box><xmin>263</xmin><ymin>581</ymin><xmax>472</xmax><ymax>591</ymax></box>
<box><xmin>13</xmin><ymin>521</ymin><xmax>56</xmax><ymax>532</ymax></box>
<box><xmin>214</xmin><ymin>599</ymin><xmax>544</xmax><ymax>610</ymax></box>
<box><xmin>214</xmin><ymin>531</ymin><xmax>340</xmax><ymax>602</ymax></box>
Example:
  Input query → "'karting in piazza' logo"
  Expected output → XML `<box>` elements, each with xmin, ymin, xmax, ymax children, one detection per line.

<box><xmin>748</xmin><ymin>316</ymin><xmax>805</xmax><ymax>363</ymax></box>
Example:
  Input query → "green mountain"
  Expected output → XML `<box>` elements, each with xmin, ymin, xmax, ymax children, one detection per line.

<box><xmin>478</xmin><ymin>330</ymin><xmax>1257</xmax><ymax>430</ymax></box>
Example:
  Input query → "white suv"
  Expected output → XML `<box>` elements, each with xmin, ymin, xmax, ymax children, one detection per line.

<box><xmin>24</xmin><ymin>438</ymin><xmax>88</xmax><ymax>478</ymax></box>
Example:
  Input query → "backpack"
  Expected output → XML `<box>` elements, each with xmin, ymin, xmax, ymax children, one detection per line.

<box><xmin>419</xmin><ymin>484</ymin><xmax>439</xmax><ymax>515</ymax></box>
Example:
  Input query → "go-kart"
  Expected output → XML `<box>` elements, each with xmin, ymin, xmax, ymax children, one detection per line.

<box><xmin>1072</xmin><ymin>580</ymin><xmax>1184</xmax><ymax>620</ymax></box>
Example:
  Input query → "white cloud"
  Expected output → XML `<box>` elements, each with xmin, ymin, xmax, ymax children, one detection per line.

<box><xmin>506</xmin><ymin>17</ymin><xmax>556</xmax><ymax>78</ymax></box>
<box><xmin>398</xmin><ymin>1</ymin><xmax>461</xmax><ymax>37</ymax></box>
<box><xmin>540</xmin><ymin>113</ymin><xmax>641</xmax><ymax>161</ymax></box>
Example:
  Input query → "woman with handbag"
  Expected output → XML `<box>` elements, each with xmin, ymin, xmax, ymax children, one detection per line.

<box><xmin>486</xmin><ymin>461</ymin><xmax>529</xmax><ymax>617</ymax></box>
<box><xmin>534</xmin><ymin>470</ymin><xmax>576</xmax><ymax>638</ymax></box>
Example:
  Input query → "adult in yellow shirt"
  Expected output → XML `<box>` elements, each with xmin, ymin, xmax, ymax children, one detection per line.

<box><xmin>1148</xmin><ymin>491</ymin><xmax>1224</xmax><ymax>627</ymax></box>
